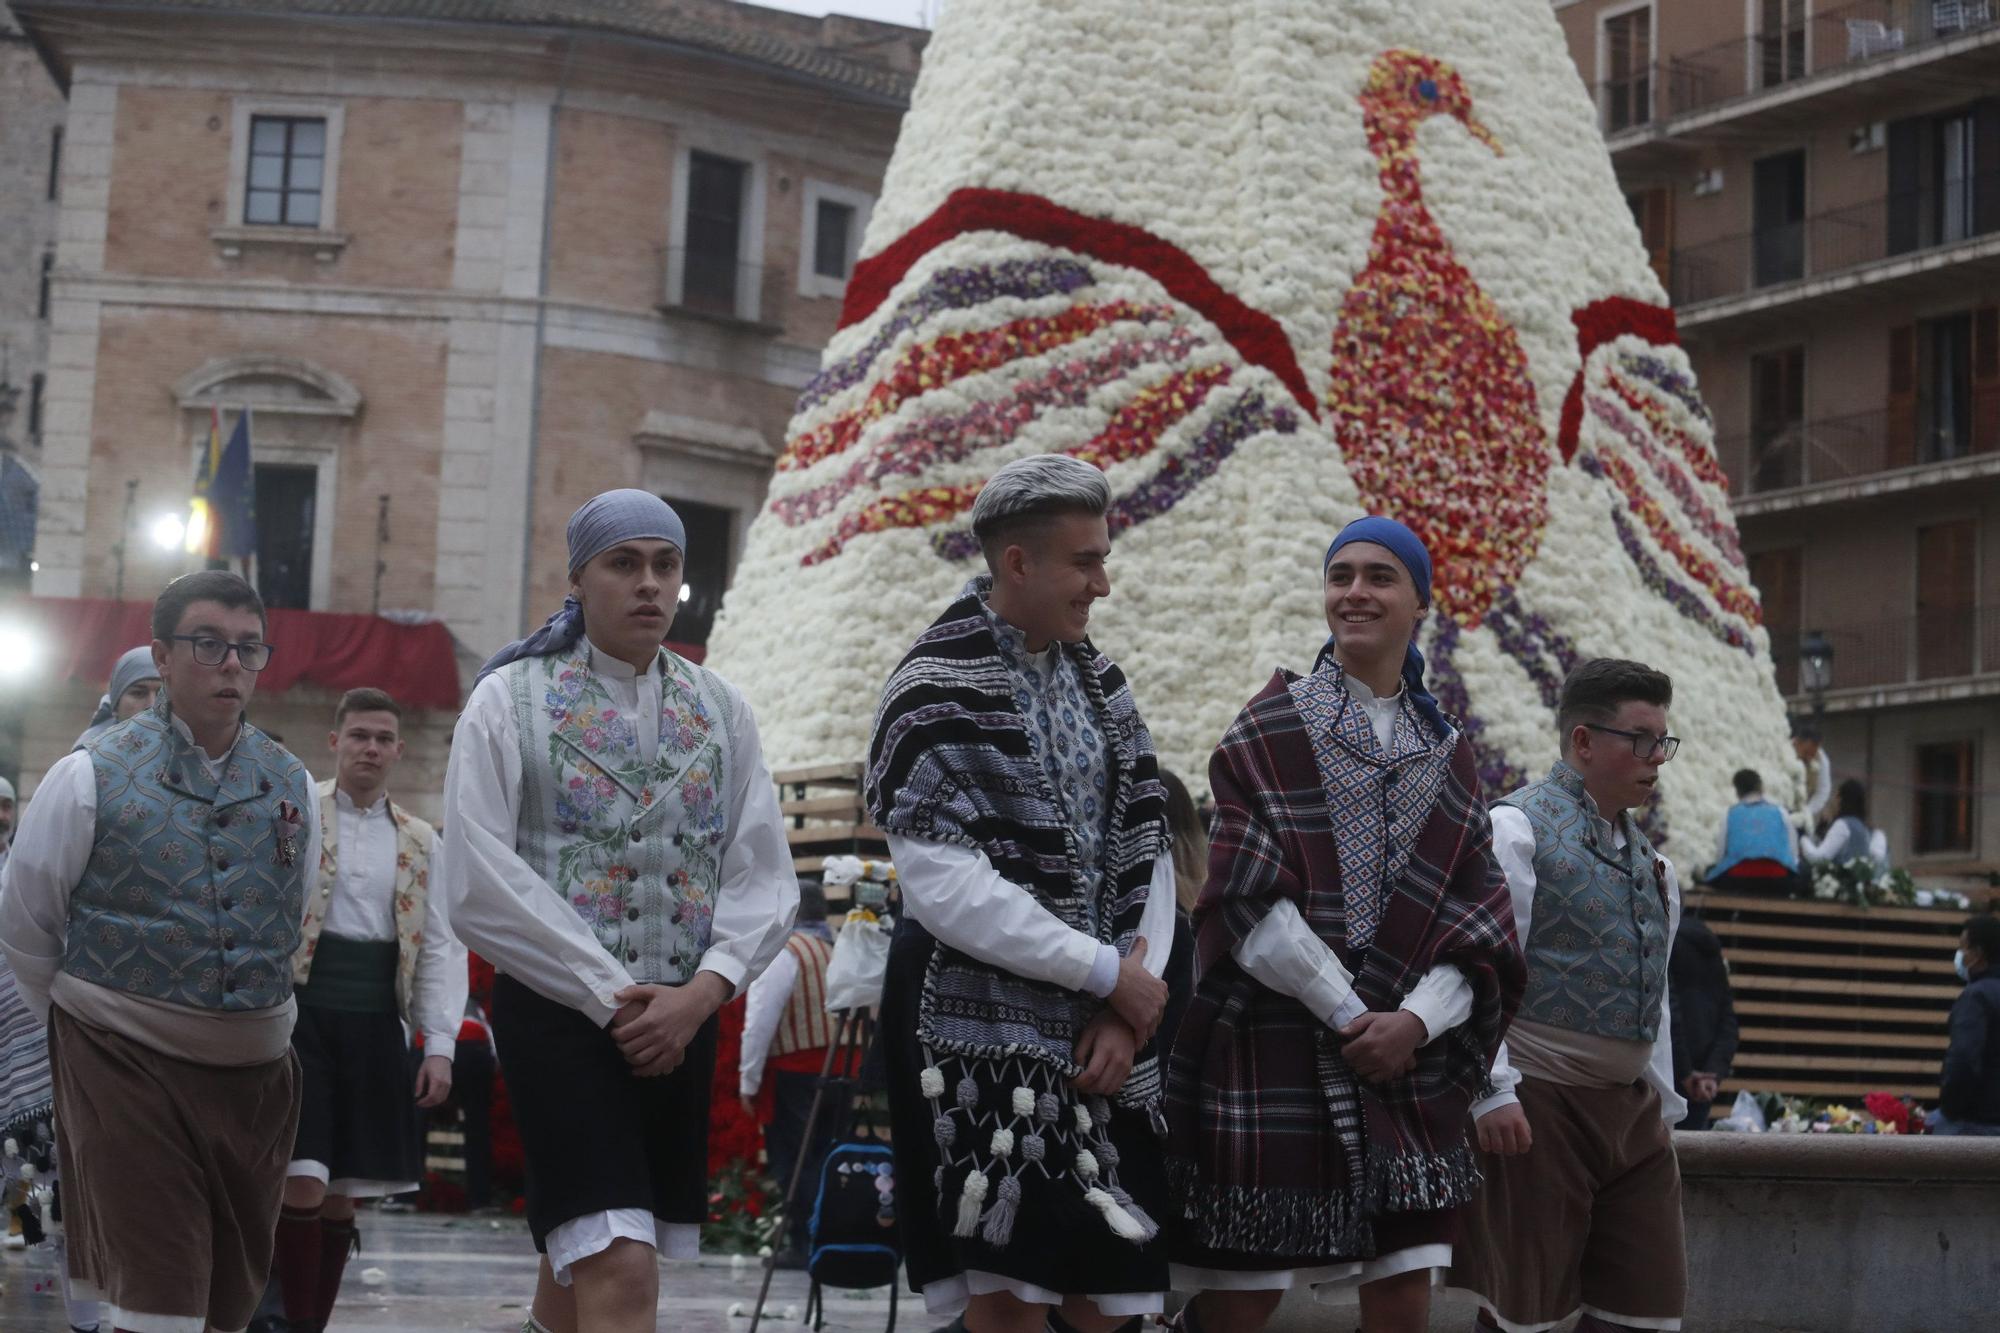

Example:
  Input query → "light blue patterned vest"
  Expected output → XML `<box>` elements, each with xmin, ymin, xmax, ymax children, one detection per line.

<box><xmin>63</xmin><ymin>704</ymin><xmax>316</xmax><ymax>1011</ymax></box>
<box><xmin>1497</xmin><ymin>762</ymin><xmax>1670</xmax><ymax>1043</ymax></box>
<box><xmin>1713</xmin><ymin>799</ymin><xmax>1797</xmax><ymax>875</ymax></box>
<box><xmin>505</xmin><ymin>646</ymin><xmax>736</xmax><ymax>984</ymax></box>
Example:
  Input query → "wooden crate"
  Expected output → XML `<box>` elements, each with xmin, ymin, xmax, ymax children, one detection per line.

<box><xmin>773</xmin><ymin>761</ymin><xmax>888</xmax><ymax>902</ymax></box>
<box><xmin>1686</xmin><ymin>890</ymin><xmax>1967</xmax><ymax>1112</ymax></box>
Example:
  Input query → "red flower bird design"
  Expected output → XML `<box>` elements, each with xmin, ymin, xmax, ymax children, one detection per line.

<box><xmin>1326</xmin><ymin>50</ymin><xmax>1549</xmax><ymax>626</ymax></box>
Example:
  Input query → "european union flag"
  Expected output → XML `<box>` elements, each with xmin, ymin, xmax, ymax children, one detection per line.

<box><xmin>190</xmin><ymin>407</ymin><xmax>256</xmax><ymax>560</ymax></box>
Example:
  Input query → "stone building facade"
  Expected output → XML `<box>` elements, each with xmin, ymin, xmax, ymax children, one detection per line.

<box><xmin>13</xmin><ymin>0</ymin><xmax>923</xmax><ymax>814</ymax></box>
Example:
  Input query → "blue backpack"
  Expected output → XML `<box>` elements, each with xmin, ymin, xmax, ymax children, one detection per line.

<box><xmin>806</xmin><ymin>1136</ymin><xmax>900</xmax><ymax>1290</ymax></box>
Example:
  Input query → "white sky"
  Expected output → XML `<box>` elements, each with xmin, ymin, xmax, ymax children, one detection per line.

<box><xmin>753</xmin><ymin>0</ymin><xmax>941</xmax><ymax>28</ymax></box>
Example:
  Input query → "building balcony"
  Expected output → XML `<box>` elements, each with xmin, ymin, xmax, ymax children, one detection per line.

<box><xmin>1666</xmin><ymin>173</ymin><xmax>2000</xmax><ymax>337</ymax></box>
<box><xmin>1592</xmin><ymin>0</ymin><xmax>2000</xmax><ymax>167</ymax></box>
<box><xmin>1766</xmin><ymin>603</ymin><xmax>2000</xmax><ymax>706</ymax></box>
<box><xmin>660</xmin><ymin>245</ymin><xmax>785</xmax><ymax>334</ymax></box>
<box><xmin>1714</xmin><ymin>410</ymin><xmax>2000</xmax><ymax>511</ymax></box>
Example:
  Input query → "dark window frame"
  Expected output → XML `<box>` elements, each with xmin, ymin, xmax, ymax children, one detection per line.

<box><xmin>26</xmin><ymin>374</ymin><xmax>44</xmax><ymax>441</ymax></box>
<box><xmin>47</xmin><ymin>126</ymin><xmax>61</xmax><ymax>201</ymax></box>
<box><xmin>1913</xmin><ymin>737</ymin><xmax>1978</xmax><ymax>856</ymax></box>
<box><xmin>681</xmin><ymin>151</ymin><xmax>750</xmax><ymax>316</ymax></box>
<box><xmin>37</xmin><ymin>253</ymin><xmax>52</xmax><ymax>320</ymax></box>
<box><xmin>244</xmin><ymin>114</ymin><xmax>327</xmax><ymax>229</ymax></box>
<box><xmin>814</xmin><ymin>198</ymin><xmax>856</xmax><ymax>281</ymax></box>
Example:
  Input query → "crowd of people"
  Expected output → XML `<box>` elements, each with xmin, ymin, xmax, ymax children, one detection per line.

<box><xmin>0</xmin><ymin>461</ymin><xmax>1988</xmax><ymax>1333</ymax></box>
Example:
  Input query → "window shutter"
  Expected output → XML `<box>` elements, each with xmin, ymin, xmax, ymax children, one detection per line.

<box><xmin>1974</xmin><ymin>305</ymin><xmax>2000</xmax><ymax>453</ymax></box>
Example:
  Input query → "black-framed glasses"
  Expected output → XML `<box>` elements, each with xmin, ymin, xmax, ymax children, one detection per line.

<box><xmin>1585</xmin><ymin>723</ymin><xmax>1679</xmax><ymax>761</ymax></box>
<box><xmin>171</xmin><ymin>635</ymin><xmax>273</xmax><ymax>672</ymax></box>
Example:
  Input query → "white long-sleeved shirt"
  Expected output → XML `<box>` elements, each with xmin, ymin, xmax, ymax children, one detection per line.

<box><xmin>1802</xmin><ymin>748</ymin><xmax>1833</xmax><ymax>824</ymax></box>
<box><xmin>886</xmin><ymin>834</ymin><xmax>1174</xmax><ymax>1000</ymax></box>
<box><xmin>439</xmin><ymin>644</ymin><xmax>798</xmax><ymax>1028</ymax></box>
<box><xmin>0</xmin><ymin>719</ymin><xmax>323</xmax><ymax>1064</ymax></box>
<box><xmin>1472</xmin><ymin>803</ymin><xmax>1685</xmax><ymax>1126</ymax></box>
<box><xmin>322</xmin><ymin>786</ymin><xmax>467</xmax><ymax>1061</ymax></box>
<box><xmin>737</xmin><ymin>944</ymin><xmax>803</xmax><ymax>1098</ymax></box>
<box><xmin>1801</xmin><ymin>818</ymin><xmax>1890</xmax><ymax>868</ymax></box>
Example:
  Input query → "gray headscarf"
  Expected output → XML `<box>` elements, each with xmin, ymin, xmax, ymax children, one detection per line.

<box><xmin>476</xmin><ymin>489</ymin><xmax>687</xmax><ymax>683</ymax></box>
<box><xmin>74</xmin><ymin>646</ymin><xmax>164</xmax><ymax>750</ymax></box>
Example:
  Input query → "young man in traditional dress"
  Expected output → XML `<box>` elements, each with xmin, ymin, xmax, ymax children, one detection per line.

<box><xmin>441</xmin><ymin>489</ymin><xmax>798</xmax><ymax>1333</ymax></box>
<box><xmin>0</xmin><ymin>570</ymin><xmax>318</xmax><ymax>1333</ymax></box>
<box><xmin>1448</xmin><ymin>658</ymin><xmax>1688</xmax><ymax>1333</ymax></box>
<box><xmin>1165</xmin><ymin>517</ymin><xmax>1524</xmax><ymax>1333</ymax></box>
<box><xmin>270</xmin><ymin>687</ymin><xmax>467</xmax><ymax>1333</ymax></box>
<box><xmin>867</xmin><ymin>454</ymin><xmax>1177</xmax><ymax>1333</ymax></box>
<box><xmin>737</xmin><ymin>878</ymin><xmax>838</xmax><ymax>1268</ymax></box>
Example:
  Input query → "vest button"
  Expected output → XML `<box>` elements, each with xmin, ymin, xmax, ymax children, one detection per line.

<box><xmin>217</xmin><ymin>813</ymin><xmax>231</xmax><ymax>829</ymax></box>
<box><xmin>220</xmin><ymin>896</ymin><xmax>234</xmax><ymax>911</ymax></box>
<box><xmin>223</xmin><ymin>932</ymin><xmax>236</xmax><ymax>950</ymax></box>
<box><xmin>626</xmin><ymin>949</ymin><xmax>639</xmax><ymax>963</ymax></box>
<box><xmin>224</xmin><ymin>979</ymin><xmax>237</xmax><ymax>994</ymax></box>
<box><xmin>629</xmin><ymin>830</ymin><xmax>642</xmax><ymax>843</ymax></box>
<box><xmin>672</xmin><ymin>833</ymin><xmax>684</xmax><ymax>847</ymax></box>
<box><xmin>216</xmin><ymin>856</ymin><xmax>231</xmax><ymax>871</ymax></box>
<box><xmin>626</xmin><ymin>908</ymin><xmax>640</xmax><ymax>922</ymax></box>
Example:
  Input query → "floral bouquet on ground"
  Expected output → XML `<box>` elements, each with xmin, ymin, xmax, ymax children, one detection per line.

<box><xmin>1808</xmin><ymin>857</ymin><xmax>1918</xmax><ymax>908</ymax></box>
<box><xmin>1748</xmin><ymin>1091</ymin><xmax>1930</xmax><ymax>1134</ymax></box>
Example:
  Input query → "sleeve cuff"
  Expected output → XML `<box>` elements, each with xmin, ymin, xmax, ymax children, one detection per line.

<box><xmin>1470</xmin><ymin>1089</ymin><xmax>1520</xmax><ymax>1120</ymax></box>
<box><xmin>1298</xmin><ymin>962</ymin><xmax>1367</xmax><ymax>1030</ymax></box>
<box><xmin>1399</xmin><ymin>989</ymin><xmax>1450</xmax><ymax>1045</ymax></box>
<box><xmin>697</xmin><ymin>950</ymin><xmax>750</xmax><ymax>999</ymax></box>
<box><xmin>1082</xmin><ymin>943</ymin><xmax>1120</xmax><ymax>999</ymax></box>
<box><xmin>422</xmin><ymin>1034</ymin><xmax>458</xmax><ymax>1064</ymax></box>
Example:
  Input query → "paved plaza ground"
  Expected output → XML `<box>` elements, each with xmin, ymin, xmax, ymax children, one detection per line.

<box><xmin>0</xmin><ymin>1211</ymin><xmax>1502</xmax><ymax>1331</ymax></box>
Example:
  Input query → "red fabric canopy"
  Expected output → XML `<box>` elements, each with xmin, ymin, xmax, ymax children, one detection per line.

<box><xmin>24</xmin><ymin>597</ymin><xmax>465</xmax><ymax>712</ymax></box>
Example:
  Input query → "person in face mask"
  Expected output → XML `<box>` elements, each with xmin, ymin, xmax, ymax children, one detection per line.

<box><xmin>1930</xmin><ymin>916</ymin><xmax>2000</xmax><ymax>1136</ymax></box>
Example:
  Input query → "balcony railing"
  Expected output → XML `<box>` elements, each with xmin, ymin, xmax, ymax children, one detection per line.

<box><xmin>1667</xmin><ymin>170</ymin><xmax>2000</xmax><ymax>309</ymax></box>
<box><xmin>662</xmin><ymin>245</ymin><xmax>777</xmax><ymax>326</ymax></box>
<box><xmin>1767</xmin><ymin>603</ymin><xmax>2000</xmax><ymax>696</ymax></box>
<box><xmin>1593</xmin><ymin>0</ymin><xmax>1998</xmax><ymax>134</ymax></box>
<box><xmin>1714</xmin><ymin>407</ymin><xmax>1995</xmax><ymax>497</ymax></box>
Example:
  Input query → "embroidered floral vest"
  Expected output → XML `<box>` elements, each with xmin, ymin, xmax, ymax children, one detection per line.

<box><xmin>504</xmin><ymin>647</ymin><xmax>736</xmax><ymax>984</ymax></box>
<box><xmin>293</xmin><ymin>780</ymin><xmax>434</xmax><ymax>1023</ymax></box>
<box><xmin>64</xmin><ymin>703</ymin><xmax>316</xmax><ymax>1011</ymax></box>
<box><xmin>1497</xmin><ymin>762</ymin><xmax>1670</xmax><ymax>1043</ymax></box>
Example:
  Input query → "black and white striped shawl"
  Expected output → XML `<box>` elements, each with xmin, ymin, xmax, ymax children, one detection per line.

<box><xmin>865</xmin><ymin>578</ymin><xmax>1168</xmax><ymax>1081</ymax></box>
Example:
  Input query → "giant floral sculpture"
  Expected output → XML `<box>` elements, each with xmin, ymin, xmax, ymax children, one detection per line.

<box><xmin>708</xmin><ymin>0</ymin><xmax>1797</xmax><ymax>862</ymax></box>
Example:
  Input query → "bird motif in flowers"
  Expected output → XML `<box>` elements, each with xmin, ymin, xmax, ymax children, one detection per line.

<box><xmin>1324</xmin><ymin>49</ymin><xmax>1549</xmax><ymax>627</ymax></box>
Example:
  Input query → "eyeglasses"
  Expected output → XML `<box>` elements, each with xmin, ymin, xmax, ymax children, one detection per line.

<box><xmin>1585</xmin><ymin>724</ymin><xmax>1679</xmax><ymax>761</ymax></box>
<box><xmin>171</xmin><ymin>635</ymin><xmax>274</xmax><ymax>672</ymax></box>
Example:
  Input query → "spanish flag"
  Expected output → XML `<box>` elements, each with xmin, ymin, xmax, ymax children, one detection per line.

<box><xmin>187</xmin><ymin>404</ymin><xmax>257</xmax><ymax>560</ymax></box>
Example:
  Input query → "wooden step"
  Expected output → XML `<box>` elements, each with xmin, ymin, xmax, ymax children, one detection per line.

<box><xmin>1731</xmin><ymin>1052</ymin><xmax>1941</xmax><ymax>1076</ymax></box>
<box><xmin>782</xmin><ymin>794</ymin><xmax>869</xmax><ymax>819</ymax></box>
<box><xmin>1689</xmin><ymin>893</ymin><xmax>1967</xmax><ymax>926</ymax></box>
<box><xmin>1735</xmin><ymin>999</ymin><xmax>1959</xmax><ymax>1024</ymax></box>
<box><xmin>1713</xmin><ymin>1077</ymin><xmax>1937</xmax><ymax>1100</ymax></box>
<box><xmin>1709</xmin><ymin>920</ymin><xmax>1962</xmax><ymax>951</ymax></box>
<box><xmin>1722</xmin><ymin>948</ymin><xmax>1956</xmax><ymax>976</ymax></box>
<box><xmin>786</xmin><ymin>822</ymin><xmax>886</xmax><ymax>846</ymax></box>
<box><xmin>774</xmin><ymin>762</ymin><xmax>864</xmax><ymax>786</ymax></box>
<box><xmin>1737</xmin><ymin>1027</ymin><xmax>1949</xmax><ymax>1050</ymax></box>
<box><xmin>1724</xmin><ymin>974</ymin><xmax>1961</xmax><ymax>1001</ymax></box>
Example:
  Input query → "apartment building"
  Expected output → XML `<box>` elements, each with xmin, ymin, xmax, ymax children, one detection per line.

<box><xmin>1557</xmin><ymin>0</ymin><xmax>2000</xmax><ymax>883</ymax></box>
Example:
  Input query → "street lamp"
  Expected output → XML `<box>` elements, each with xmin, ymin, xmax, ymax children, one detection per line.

<box><xmin>1800</xmin><ymin>629</ymin><xmax>1833</xmax><ymax>721</ymax></box>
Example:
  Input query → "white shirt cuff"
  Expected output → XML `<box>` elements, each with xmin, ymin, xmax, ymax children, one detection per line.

<box><xmin>1470</xmin><ymin>1088</ymin><xmax>1521</xmax><ymax>1120</ymax></box>
<box><xmin>1399</xmin><ymin>989</ymin><xmax>1450</xmax><ymax>1045</ymax></box>
<box><xmin>696</xmin><ymin>950</ymin><xmax>750</xmax><ymax>998</ymax></box>
<box><xmin>421</xmin><ymin>1033</ymin><xmax>458</xmax><ymax>1064</ymax></box>
<box><xmin>1083</xmin><ymin>942</ymin><xmax>1120</xmax><ymax>998</ymax></box>
<box><xmin>1298</xmin><ymin>960</ymin><xmax>1367</xmax><ymax>1030</ymax></box>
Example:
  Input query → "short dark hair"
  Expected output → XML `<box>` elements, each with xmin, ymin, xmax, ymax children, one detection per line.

<box><xmin>1791</xmin><ymin>718</ymin><xmax>1821</xmax><ymax>742</ymax></box>
<box><xmin>797</xmin><ymin>878</ymin><xmax>829</xmax><ymax>923</ymax></box>
<box><xmin>335</xmin><ymin>688</ymin><xmax>403</xmax><ymax>728</ymax></box>
<box><xmin>1733</xmin><ymin>768</ymin><xmax>1762</xmax><ymax>798</ymax></box>
<box><xmin>151</xmin><ymin>570</ymin><xmax>266</xmax><ymax>641</ymax></box>
<box><xmin>1836</xmin><ymin>777</ymin><xmax>1867</xmax><ymax>821</ymax></box>
<box><xmin>1555</xmin><ymin>658</ymin><xmax>1673</xmax><ymax>749</ymax></box>
<box><xmin>1964</xmin><ymin>914</ymin><xmax>2000</xmax><ymax>964</ymax></box>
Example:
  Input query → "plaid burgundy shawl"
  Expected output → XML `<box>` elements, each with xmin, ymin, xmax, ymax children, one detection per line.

<box><xmin>865</xmin><ymin>579</ymin><xmax>1168</xmax><ymax>1085</ymax></box>
<box><xmin>1164</xmin><ymin>662</ymin><xmax>1524</xmax><ymax>1259</ymax></box>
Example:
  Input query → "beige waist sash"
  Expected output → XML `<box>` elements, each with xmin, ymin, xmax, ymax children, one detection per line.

<box><xmin>1508</xmin><ymin>1017</ymin><xmax>1651</xmax><ymax>1088</ymax></box>
<box><xmin>51</xmin><ymin>972</ymin><xmax>296</xmax><ymax>1067</ymax></box>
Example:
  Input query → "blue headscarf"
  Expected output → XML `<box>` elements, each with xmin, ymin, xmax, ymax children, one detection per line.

<box><xmin>1321</xmin><ymin>515</ymin><xmax>1447</xmax><ymax>737</ymax></box>
<box><xmin>476</xmin><ymin>490</ymin><xmax>688</xmax><ymax>683</ymax></box>
<box><xmin>73</xmin><ymin>645</ymin><xmax>164</xmax><ymax>750</ymax></box>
